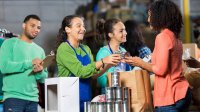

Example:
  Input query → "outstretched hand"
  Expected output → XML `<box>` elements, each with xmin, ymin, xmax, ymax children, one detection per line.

<box><xmin>125</xmin><ymin>56</ymin><xmax>143</xmax><ymax>67</ymax></box>
<box><xmin>103</xmin><ymin>54</ymin><xmax>121</xmax><ymax>66</ymax></box>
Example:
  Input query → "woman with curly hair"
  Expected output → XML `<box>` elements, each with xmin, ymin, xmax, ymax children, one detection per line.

<box><xmin>125</xmin><ymin>0</ymin><xmax>191</xmax><ymax>111</ymax></box>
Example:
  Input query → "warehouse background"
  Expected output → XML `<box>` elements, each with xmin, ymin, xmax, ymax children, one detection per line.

<box><xmin>0</xmin><ymin>0</ymin><xmax>200</xmax><ymax>54</ymax></box>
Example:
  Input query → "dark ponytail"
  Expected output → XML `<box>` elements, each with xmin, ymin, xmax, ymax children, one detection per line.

<box><xmin>96</xmin><ymin>18</ymin><xmax>121</xmax><ymax>42</ymax></box>
<box><xmin>55</xmin><ymin>15</ymin><xmax>81</xmax><ymax>54</ymax></box>
<box><xmin>96</xmin><ymin>19</ymin><xmax>106</xmax><ymax>43</ymax></box>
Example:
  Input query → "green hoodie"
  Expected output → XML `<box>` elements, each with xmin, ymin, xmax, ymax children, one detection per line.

<box><xmin>0</xmin><ymin>38</ymin><xmax>47</xmax><ymax>102</ymax></box>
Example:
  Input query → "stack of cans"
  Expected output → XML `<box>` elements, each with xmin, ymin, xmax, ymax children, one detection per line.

<box><xmin>105</xmin><ymin>87</ymin><xmax>130</xmax><ymax>112</ymax></box>
<box><xmin>84</xmin><ymin>72</ymin><xmax>130</xmax><ymax>112</ymax></box>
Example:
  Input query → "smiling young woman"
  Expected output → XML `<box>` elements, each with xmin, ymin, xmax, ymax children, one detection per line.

<box><xmin>55</xmin><ymin>15</ymin><xmax>121</xmax><ymax>112</ymax></box>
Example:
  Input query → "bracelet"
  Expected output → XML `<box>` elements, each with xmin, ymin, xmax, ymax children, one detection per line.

<box><xmin>101</xmin><ymin>58</ymin><xmax>105</xmax><ymax>68</ymax></box>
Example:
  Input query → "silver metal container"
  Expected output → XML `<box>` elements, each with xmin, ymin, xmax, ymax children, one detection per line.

<box><xmin>84</xmin><ymin>102</ymin><xmax>91</xmax><ymax>112</ymax></box>
<box><xmin>115</xmin><ymin>87</ymin><xmax>123</xmax><ymax>101</ymax></box>
<box><xmin>122</xmin><ymin>100</ymin><xmax>130</xmax><ymax>112</ymax></box>
<box><xmin>114</xmin><ymin>101</ymin><xmax>122</xmax><ymax>112</ymax></box>
<box><xmin>111</xmin><ymin>72</ymin><xmax>120</xmax><ymax>87</ymax></box>
<box><xmin>123</xmin><ymin>87</ymin><xmax>130</xmax><ymax>100</ymax></box>
<box><xmin>105</xmin><ymin>87</ymin><xmax>115</xmax><ymax>102</ymax></box>
<box><xmin>96</xmin><ymin>102</ymin><xmax>106</xmax><ymax>112</ymax></box>
<box><xmin>106</xmin><ymin>102</ymin><xmax>114</xmax><ymax>112</ymax></box>
<box><xmin>90</xmin><ymin>102</ymin><xmax>97</xmax><ymax>112</ymax></box>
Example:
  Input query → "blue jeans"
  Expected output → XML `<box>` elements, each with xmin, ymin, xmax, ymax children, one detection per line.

<box><xmin>3</xmin><ymin>98</ymin><xmax>38</xmax><ymax>112</ymax></box>
<box><xmin>155</xmin><ymin>88</ymin><xmax>192</xmax><ymax>112</ymax></box>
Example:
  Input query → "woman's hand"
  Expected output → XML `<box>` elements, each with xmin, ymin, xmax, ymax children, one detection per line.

<box><xmin>125</xmin><ymin>56</ymin><xmax>143</xmax><ymax>67</ymax></box>
<box><xmin>125</xmin><ymin>56</ymin><xmax>153</xmax><ymax>72</ymax></box>
<box><xmin>103</xmin><ymin>54</ymin><xmax>121</xmax><ymax>66</ymax></box>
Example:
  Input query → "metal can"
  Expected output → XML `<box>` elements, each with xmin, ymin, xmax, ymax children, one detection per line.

<box><xmin>115</xmin><ymin>87</ymin><xmax>123</xmax><ymax>101</ymax></box>
<box><xmin>84</xmin><ymin>102</ymin><xmax>91</xmax><ymax>112</ymax></box>
<box><xmin>122</xmin><ymin>100</ymin><xmax>130</xmax><ymax>112</ymax></box>
<box><xmin>105</xmin><ymin>87</ymin><xmax>115</xmax><ymax>102</ymax></box>
<box><xmin>123</xmin><ymin>87</ymin><xmax>130</xmax><ymax>100</ymax></box>
<box><xmin>106</xmin><ymin>102</ymin><xmax>114</xmax><ymax>112</ymax></box>
<box><xmin>96</xmin><ymin>102</ymin><xmax>106</xmax><ymax>112</ymax></box>
<box><xmin>114</xmin><ymin>101</ymin><xmax>122</xmax><ymax>112</ymax></box>
<box><xmin>111</xmin><ymin>72</ymin><xmax>120</xmax><ymax>87</ymax></box>
<box><xmin>90</xmin><ymin>102</ymin><xmax>97</xmax><ymax>112</ymax></box>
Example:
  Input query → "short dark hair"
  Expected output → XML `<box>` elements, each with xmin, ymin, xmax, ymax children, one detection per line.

<box><xmin>149</xmin><ymin>0</ymin><xmax>183</xmax><ymax>38</ymax></box>
<box><xmin>23</xmin><ymin>14</ymin><xmax>41</xmax><ymax>23</ymax></box>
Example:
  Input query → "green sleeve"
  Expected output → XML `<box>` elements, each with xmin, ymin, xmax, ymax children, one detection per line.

<box><xmin>0</xmin><ymin>40</ymin><xmax>32</xmax><ymax>74</ymax></box>
<box><xmin>57</xmin><ymin>43</ymin><xmax>98</xmax><ymax>78</ymax></box>
<box><xmin>35</xmin><ymin>69</ymin><xmax>48</xmax><ymax>83</ymax></box>
<box><xmin>34</xmin><ymin>51</ymin><xmax>48</xmax><ymax>83</ymax></box>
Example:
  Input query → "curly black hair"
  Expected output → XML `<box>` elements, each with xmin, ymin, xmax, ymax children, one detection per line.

<box><xmin>148</xmin><ymin>0</ymin><xmax>183</xmax><ymax>38</ymax></box>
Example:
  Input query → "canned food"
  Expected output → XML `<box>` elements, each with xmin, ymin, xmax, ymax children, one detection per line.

<box><xmin>106</xmin><ymin>102</ymin><xmax>114</xmax><ymax>112</ymax></box>
<box><xmin>105</xmin><ymin>87</ymin><xmax>115</xmax><ymax>102</ymax></box>
<box><xmin>122</xmin><ymin>100</ymin><xmax>130</xmax><ymax>112</ymax></box>
<box><xmin>115</xmin><ymin>87</ymin><xmax>123</xmax><ymax>101</ymax></box>
<box><xmin>84</xmin><ymin>102</ymin><xmax>91</xmax><ymax>112</ymax></box>
<box><xmin>114</xmin><ymin>101</ymin><xmax>122</xmax><ymax>112</ymax></box>
<box><xmin>123</xmin><ymin>87</ymin><xmax>130</xmax><ymax>100</ymax></box>
<box><xmin>111</xmin><ymin>72</ymin><xmax>120</xmax><ymax>87</ymax></box>
<box><xmin>90</xmin><ymin>102</ymin><xmax>97</xmax><ymax>112</ymax></box>
<box><xmin>96</xmin><ymin>102</ymin><xmax>106</xmax><ymax>112</ymax></box>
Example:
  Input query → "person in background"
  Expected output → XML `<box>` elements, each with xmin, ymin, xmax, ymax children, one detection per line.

<box><xmin>123</xmin><ymin>20</ymin><xmax>151</xmax><ymax>60</ymax></box>
<box><xmin>0</xmin><ymin>35</ymin><xmax>4</xmax><ymax>111</ymax></box>
<box><xmin>55</xmin><ymin>15</ymin><xmax>121</xmax><ymax>112</ymax></box>
<box><xmin>184</xmin><ymin>57</ymin><xmax>200</xmax><ymax>68</ymax></box>
<box><xmin>96</xmin><ymin>18</ymin><xmax>131</xmax><ymax>94</ymax></box>
<box><xmin>125</xmin><ymin>0</ymin><xmax>192</xmax><ymax>111</ymax></box>
<box><xmin>0</xmin><ymin>30</ymin><xmax>19</xmax><ymax>111</ymax></box>
<box><xmin>0</xmin><ymin>14</ymin><xmax>48</xmax><ymax>112</ymax></box>
<box><xmin>0</xmin><ymin>38</ymin><xmax>4</xmax><ymax>46</ymax></box>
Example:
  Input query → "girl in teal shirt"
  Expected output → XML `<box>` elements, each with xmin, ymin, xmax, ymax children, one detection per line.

<box><xmin>96</xmin><ymin>18</ymin><xmax>131</xmax><ymax>94</ymax></box>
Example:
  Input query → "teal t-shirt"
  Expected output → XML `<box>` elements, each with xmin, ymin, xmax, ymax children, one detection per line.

<box><xmin>0</xmin><ymin>38</ymin><xmax>48</xmax><ymax>102</ymax></box>
<box><xmin>96</xmin><ymin>46</ymin><xmax>127</xmax><ymax>92</ymax></box>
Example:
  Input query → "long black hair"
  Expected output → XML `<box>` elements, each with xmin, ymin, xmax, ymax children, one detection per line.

<box><xmin>123</xmin><ymin>20</ymin><xmax>145</xmax><ymax>57</ymax></box>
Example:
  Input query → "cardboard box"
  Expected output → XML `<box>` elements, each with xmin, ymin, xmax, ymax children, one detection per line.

<box><xmin>45</xmin><ymin>77</ymin><xmax>79</xmax><ymax>112</ymax></box>
<box><xmin>183</xmin><ymin>43</ymin><xmax>198</xmax><ymax>59</ymax></box>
